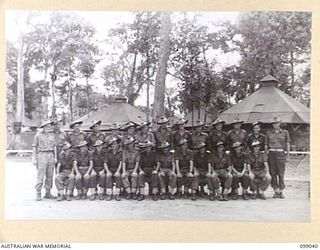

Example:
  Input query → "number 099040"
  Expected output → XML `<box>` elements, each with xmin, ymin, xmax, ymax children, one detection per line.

<box><xmin>300</xmin><ymin>244</ymin><xmax>318</xmax><ymax>248</ymax></box>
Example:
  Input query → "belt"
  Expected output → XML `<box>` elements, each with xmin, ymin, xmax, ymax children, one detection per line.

<box><xmin>39</xmin><ymin>150</ymin><xmax>54</xmax><ymax>153</ymax></box>
<box><xmin>269</xmin><ymin>149</ymin><xmax>285</xmax><ymax>152</ymax></box>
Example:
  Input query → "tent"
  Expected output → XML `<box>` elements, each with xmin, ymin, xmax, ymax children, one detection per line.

<box><xmin>78</xmin><ymin>97</ymin><xmax>147</xmax><ymax>130</ymax></box>
<box><xmin>218</xmin><ymin>74</ymin><xmax>310</xmax><ymax>125</ymax></box>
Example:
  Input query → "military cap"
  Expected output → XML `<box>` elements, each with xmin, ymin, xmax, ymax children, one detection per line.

<box><xmin>231</xmin><ymin>141</ymin><xmax>243</xmax><ymax>148</ymax></box>
<box><xmin>212</xmin><ymin>119</ymin><xmax>225</xmax><ymax>126</ymax></box>
<box><xmin>62</xmin><ymin>142</ymin><xmax>72</xmax><ymax>150</ymax></box>
<box><xmin>109</xmin><ymin>123</ymin><xmax>120</xmax><ymax>130</ymax></box>
<box><xmin>157</xmin><ymin>116</ymin><xmax>169</xmax><ymax>124</ymax></box>
<box><xmin>270</xmin><ymin>117</ymin><xmax>281</xmax><ymax>124</ymax></box>
<box><xmin>193</xmin><ymin>142</ymin><xmax>206</xmax><ymax>150</ymax></box>
<box><xmin>89</xmin><ymin>120</ymin><xmax>102</xmax><ymax>130</ymax></box>
<box><xmin>192</xmin><ymin>120</ymin><xmax>204</xmax><ymax>127</ymax></box>
<box><xmin>123</xmin><ymin>137</ymin><xmax>136</xmax><ymax>146</ymax></box>
<box><xmin>252</xmin><ymin>121</ymin><xmax>262</xmax><ymax>127</ymax></box>
<box><xmin>122</xmin><ymin>121</ymin><xmax>137</xmax><ymax>131</ymax></box>
<box><xmin>76</xmin><ymin>141</ymin><xmax>88</xmax><ymax>148</ymax></box>
<box><xmin>40</xmin><ymin>120</ymin><xmax>54</xmax><ymax>128</ymax></box>
<box><xmin>137</xmin><ymin>121</ymin><xmax>151</xmax><ymax>130</ymax></box>
<box><xmin>216</xmin><ymin>141</ymin><xmax>225</xmax><ymax>148</ymax></box>
<box><xmin>251</xmin><ymin>140</ymin><xmax>262</xmax><ymax>147</ymax></box>
<box><xmin>230</xmin><ymin>118</ymin><xmax>244</xmax><ymax>125</ymax></box>
<box><xmin>157</xmin><ymin>141</ymin><xmax>171</xmax><ymax>149</ymax></box>
<box><xmin>93</xmin><ymin>140</ymin><xmax>105</xmax><ymax>147</ymax></box>
<box><xmin>138</xmin><ymin>140</ymin><xmax>153</xmax><ymax>149</ymax></box>
<box><xmin>69</xmin><ymin>121</ymin><xmax>83</xmax><ymax>129</ymax></box>
<box><xmin>108</xmin><ymin>137</ymin><xmax>121</xmax><ymax>146</ymax></box>
<box><xmin>175</xmin><ymin>118</ymin><xmax>188</xmax><ymax>126</ymax></box>
<box><xmin>178</xmin><ymin>139</ymin><xmax>188</xmax><ymax>146</ymax></box>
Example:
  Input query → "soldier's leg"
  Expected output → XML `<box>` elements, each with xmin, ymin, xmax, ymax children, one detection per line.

<box><xmin>137</xmin><ymin>172</ymin><xmax>145</xmax><ymax>200</ymax></box>
<box><xmin>131</xmin><ymin>173</ymin><xmax>139</xmax><ymax>199</ymax></box>
<box><xmin>82</xmin><ymin>169</ymin><xmax>90</xmax><ymax>199</ymax></box>
<box><xmin>150</xmin><ymin>173</ymin><xmax>159</xmax><ymax>197</ymax></box>
<box><xmin>122</xmin><ymin>171</ymin><xmax>132</xmax><ymax>199</ymax></box>
<box><xmin>65</xmin><ymin>172</ymin><xmax>74</xmax><ymax>201</ymax></box>
<box><xmin>211</xmin><ymin>174</ymin><xmax>221</xmax><ymax>195</ymax></box>
<box><xmin>268</xmin><ymin>152</ymin><xmax>280</xmax><ymax>195</ymax></box>
<box><xmin>168</xmin><ymin>170</ymin><xmax>177</xmax><ymax>196</ymax></box>
<box><xmin>43</xmin><ymin>152</ymin><xmax>55</xmax><ymax>198</ymax></box>
<box><xmin>241</xmin><ymin>174</ymin><xmax>250</xmax><ymax>200</ymax></box>
<box><xmin>277</xmin><ymin>153</ymin><xmax>286</xmax><ymax>198</ymax></box>
<box><xmin>105</xmin><ymin>172</ymin><xmax>113</xmax><ymax>200</ymax></box>
<box><xmin>34</xmin><ymin>153</ymin><xmax>48</xmax><ymax>201</ymax></box>
<box><xmin>231</xmin><ymin>173</ymin><xmax>240</xmax><ymax>199</ymax></box>
<box><xmin>55</xmin><ymin>170</ymin><xmax>67</xmax><ymax>201</ymax></box>
<box><xmin>88</xmin><ymin>172</ymin><xmax>97</xmax><ymax>200</ymax></box>
<box><xmin>75</xmin><ymin>173</ymin><xmax>83</xmax><ymax>199</ymax></box>
<box><xmin>259</xmin><ymin>172</ymin><xmax>272</xmax><ymax>192</ymax></box>
<box><xmin>158</xmin><ymin>172</ymin><xmax>166</xmax><ymax>198</ymax></box>
<box><xmin>114</xmin><ymin>174</ymin><xmax>122</xmax><ymax>200</ymax></box>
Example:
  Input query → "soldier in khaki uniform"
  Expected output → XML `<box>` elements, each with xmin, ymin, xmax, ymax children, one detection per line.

<box><xmin>121</xmin><ymin>137</ymin><xmax>141</xmax><ymax>200</ymax></box>
<box><xmin>211</xmin><ymin>141</ymin><xmax>233</xmax><ymax>201</ymax></box>
<box><xmin>122</xmin><ymin>121</ymin><xmax>137</xmax><ymax>140</ymax></box>
<box><xmin>247</xmin><ymin>140</ymin><xmax>272</xmax><ymax>200</ymax></box>
<box><xmin>53</xmin><ymin>118</ymin><xmax>66</xmax><ymax>159</ymax></box>
<box><xmin>227</xmin><ymin>118</ymin><xmax>248</xmax><ymax>151</ymax></box>
<box><xmin>156</xmin><ymin>141</ymin><xmax>177</xmax><ymax>200</ymax></box>
<box><xmin>247</xmin><ymin>121</ymin><xmax>266</xmax><ymax>152</ymax></box>
<box><xmin>55</xmin><ymin>142</ymin><xmax>75</xmax><ymax>201</ymax></box>
<box><xmin>230</xmin><ymin>141</ymin><xmax>250</xmax><ymax>200</ymax></box>
<box><xmin>154</xmin><ymin>116</ymin><xmax>173</xmax><ymax>148</ymax></box>
<box><xmin>73</xmin><ymin>141</ymin><xmax>93</xmax><ymax>200</ymax></box>
<box><xmin>32</xmin><ymin>120</ymin><xmax>57</xmax><ymax>201</ymax></box>
<box><xmin>87</xmin><ymin>120</ymin><xmax>105</xmax><ymax>150</ymax></box>
<box><xmin>88</xmin><ymin>140</ymin><xmax>107</xmax><ymax>201</ymax></box>
<box><xmin>174</xmin><ymin>139</ymin><xmax>194</xmax><ymax>199</ymax></box>
<box><xmin>172</xmin><ymin>118</ymin><xmax>191</xmax><ymax>149</ymax></box>
<box><xmin>135</xmin><ymin>122</ymin><xmax>156</xmax><ymax>147</ymax></box>
<box><xmin>208</xmin><ymin>119</ymin><xmax>228</xmax><ymax>153</ymax></box>
<box><xmin>104</xmin><ymin>138</ymin><xmax>123</xmax><ymax>201</ymax></box>
<box><xmin>66</xmin><ymin>121</ymin><xmax>87</xmax><ymax>147</ymax></box>
<box><xmin>190</xmin><ymin>120</ymin><xmax>209</xmax><ymax>151</ymax></box>
<box><xmin>265</xmin><ymin>117</ymin><xmax>290</xmax><ymax>199</ymax></box>
<box><xmin>191</xmin><ymin>142</ymin><xmax>213</xmax><ymax>200</ymax></box>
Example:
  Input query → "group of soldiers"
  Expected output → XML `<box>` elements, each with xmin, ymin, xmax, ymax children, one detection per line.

<box><xmin>32</xmin><ymin>115</ymin><xmax>290</xmax><ymax>202</ymax></box>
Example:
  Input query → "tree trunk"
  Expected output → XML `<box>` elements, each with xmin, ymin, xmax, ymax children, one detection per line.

<box><xmin>153</xmin><ymin>12</ymin><xmax>172</xmax><ymax>121</ymax></box>
<box><xmin>68</xmin><ymin>66</ymin><xmax>73</xmax><ymax>121</ymax></box>
<box><xmin>146</xmin><ymin>51</ymin><xmax>150</xmax><ymax>123</ymax></box>
<box><xmin>16</xmin><ymin>35</ymin><xmax>25</xmax><ymax>124</ymax></box>
<box><xmin>290</xmin><ymin>51</ymin><xmax>295</xmax><ymax>97</ymax></box>
<box><xmin>86</xmin><ymin>76</ymin><xmax>90</xmax><ymax>116</ymax></box>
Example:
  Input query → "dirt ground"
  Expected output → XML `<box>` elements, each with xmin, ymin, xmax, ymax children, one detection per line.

<box><xmin>4</xmin><ymin>155</ymin><xmax>310</xmax><ymax>221</ymax></box>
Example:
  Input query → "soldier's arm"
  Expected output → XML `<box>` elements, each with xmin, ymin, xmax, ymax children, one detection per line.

<box><xmin>32</xmin><ymin>134</ymin><xmax>38</xmax><ymax>165</ymax></box>
<box><xmin>56</xmin><ymin>163</ymin><xmax>61</xmax><ymax>174</ymax></box>
<box><xmin>208</xmin><ymin>162</ymin><xmax>213</xmax><ymax>175</ymax></box>
<box><xmin>175</xmin><ymin>160</ymin><xmax>181</xmax><ymax>174</ymax></box>
<box><xmin>264</xmin><ymin>161</ymin><xmax>271</xmax><ymax>176</ymax></box>
<box><xmin>116</xmin><ymin>161</ymin><xmax>122</xmax><ymax>174</ymax></box>
<box><xmin>74</xmin><ymin>161</ymin><xmax>80</xmax><ymax>176</ymax></box>
<box><xmin>189</xmin><ymin>160</ymin><xmax>194</xmax><ymax>173</ymax></box>
<box><xmin>286</xmin><ymin>131</ymin><xmax>291</xmax><ymax>157</ymax></box>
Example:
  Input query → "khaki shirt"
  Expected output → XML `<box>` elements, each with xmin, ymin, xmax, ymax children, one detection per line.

<box><xmin>154</xmin><ymin>127</ymin><xmax>173</xmax><ymax>147</ymax></box>
<box><xmin>265</xmin><ymin>129</ymin><xmax>290</xmax><ymax>150</ymax></box>
<box><xmin>32</xmin><ymin>131</ymin><xmax>56</xmax><ymax>151</ymax></box>
<box><xmin>122</xmin><ymin>148</ymin><xmax>140</xmax><ymax>170</ymax></box>
<box><xmin>53</xmin><ymin>129</ymin><xmax>66</xmax><ymax>148</ymax></box>
<box><xmin>58</xmin><ymin>151</ymin><xmax>74</xmax><ymax>170</ymax></box>
<box><xmin>193</xmin><ymin>151</ymin><xmax>212</xmax><ymax>171</ymax></box>
<box><xmin>157</xmin><ymin>151</ymin><xmax>174</xmax><ymax>169</ymax></box>
<box><xmin>247</xmin><ymin>152</ymin><xmax>267</xmax><ymax>171</ymax></box>
<box><xmin>212</xmin><ymin>153</ymin><xmax>232</xmax><ymax>171</ymax></box>
<box><xmin>172</xmin><ymin>130</ymin><xmax>191</xmax><ymax>149</ymax></box>
<box><xmin>208</xmin><ymin>130</ymin><xmax>228</xmax><ymax>151</ymax></box>
<box><xmin>66</xmin><ymin>131</ymin><xmax>87</xmax><ymax>147</ymax></box>
<box><xmin>190</xmin><ymin>132</ymin><xmax>208</xmax><ymax>149</ymax></box>
<box><xmin>227</xmin><ymin>129</ymin><xmax>248</xmax><ymax>149</ymax></box>
<box><xmin>174</xmin><ymin>148</ymin><xmax>193</xmax><ymax>170</ymax></box>
<box><xmin>135</xmin><ymin>131</ymin><xmax>156</xmax><ymax>146</ymax></box>
<box><xmin>104</xmin><ymin>149</ymin><xmax>122</xmax><ymax>171</ymax></box>
<box><xmin>73</xmin><ymin>150</ymin><xmax>93</xmax><ymax>166</ymax></box>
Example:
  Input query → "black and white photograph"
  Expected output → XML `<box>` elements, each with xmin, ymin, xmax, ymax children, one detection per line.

<box><xmin>5</xmin><ymin>10</ymin><xmax>311</xmax><ymax>222</ymax></box>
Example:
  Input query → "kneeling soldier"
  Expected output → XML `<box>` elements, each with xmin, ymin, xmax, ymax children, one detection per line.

<box><xmin>191</xmin><ymin>142</ymin><xmax>213</xmax><ymax>201</ymax></box>
<box><xmin>55</xmin><ymin>142</ymin><xmax>75</xmax><ymax>201</ymax></box>
<box><xmin>122</xmin><ymin>137</ymin><xmax>141</xmax><ymax>200</ymax></box>
<box><xmin>88</xmin><ymin>140</ymin><xmax>106</xmax><ymax>201</ymax></box>
<box><xmin>73</xmin><ymin>141</ymin><xmax>93</xmax><ymax>200</ymax></box>
<box><xmin>247</xmin><ymin>140</ymin><xmax>272</xmax><ymax>200</ymax></box>
<box><xmin>104</xmin><ymin>138</ymin><xmax>123</xmax><ymax>201</ymax></box>
<box><xmin>138</xmin><ymin>140</ymin><xmax>159</xmax><ymax>201</ymax></box>
<box><xmin>211</xmin><ymin>141</ymin><xmax>233</xmax><ymax>201</ymax></box>
<box><xmin>156</xmin><ymin>141</ymin><xmax>177</xmax><ymax>200</ymax></box>
<box><xmin>230</xmin><ymin>141</ymin><xmax>250</xmax><ymax>200</ymax></box>
<box><xmin>175</xmin><ymin>139</ymin><xmax>194</xmax><ymax>199</ymax></box>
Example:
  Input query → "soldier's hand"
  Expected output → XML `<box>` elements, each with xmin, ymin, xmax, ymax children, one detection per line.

<box><xmin>187</xmin><ymin>172</ymin><xmax>193</xmax><ymax>178</ymax></box>
<box><xmin>99</xmin><ymin>170</ymin><xmax>105</xmax><ymax>176</ymax></box>
<box><xmin>76</xmin><ymin>174</ymin><xmax>81</xmax><ymax>179</ymax></box>
<box><xmin>132</xmin><ymin>171</ymin><xmax>138</xmax><ymax>177</ymax></box>
<box><xmin>211</xmin><ymin>172</ymin><xmax>217</xmax><ymax>178</ymax></box>
<box><xmin>54</xmin><ymin>158</ymin><xmax>58</xmax><ymax>164</ymax></box>
<box><xmin>152</xmin><ymin>170</ymin><xmax>158</xmax><ymax>175</ymax></box>
<box><xmin>237</xmin><ymin>173</ymin><xmax>243</xmax><ymax>178</ymax></box>
<box><xmin>249</xmin><ymin>173</ymin><xmax>255</xmax><ymax>180</ymax></box>
<box><xmin>32</xmin><ymin>159</ymin><xmax>37</xmax><ymax>166</ymax></box>
<box><xmin>69</xmin><ymin>174</ymin><xmax>75</xmax><ymax>179</ymax></box>
<box><xmin>84</xmin><ymin>173</ymin><xmax>90</xmax><ymax>179</ymax></box>
<box><xmin>91</xmin><ymin>171</ymin><xmax>97</xmax><ymax>177</ymax></box>
<box><xmin>140</xmin><ymin>170</ymin><xmax>145</xmax><ymax>175</ymax></box>
<box><xmin>177</xmin><ymin>172</ymin><xmax>182</xmax><ymax>178</ymax></box>
<box><xmin>121</xmin><ymin>172</ymin><xmax>127</xmax><ymax>178</ymax></box>
<box><xmin>159</xmin><ymin>171</ymin><xmax>165</xmax><ymax>177</ymax></box>
<box><xmin>114</xmin><ymin>172</ymin><xmax>120</xmax><ymax>177</ymax></box>
<box><xmin>205</xmin><ymin>172</ymin><xmax>211</xmax><ymax>178</ymax></box>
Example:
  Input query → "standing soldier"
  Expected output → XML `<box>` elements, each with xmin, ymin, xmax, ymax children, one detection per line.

<box><xmin>172</xmin><ymin>118</ymin><xmax>191</xmax><ymax>149</ymax></box>
<box><xmin>208</xmin><ymin>119</ymin><xmax>228</xmax><ymax>153</ymax></box>
<box><xmin>105</xmin><ymin>123</ymin><xmax>123</xmax><ymax>149</ymax></box>
<box><xmin>230</xmin><ymin>141</ymin><xmax>250</xmax><ymax>200</ymax></box>
<box><xmin>154</xmin><ymin>116</ymin><xmax>173</xmax><ymax>148</ymax></box>
<box><xmin>121</xmin><ymin>137</ymin><xmax>141</xmax><ymax>200</ymax></box>
<box><xmin>73</xmin><ymin>141</ymin><xmax>93</xmax><ymax>200</ymax></box>
<box><xmin>55</xmin><ymin>142</ymin><xmax>75</xmax><ymax>201</ymax></box>
<box><xmin>191</xmin><ymin>142</ymin><xmax>213</xmax><ymax>201</ymax></box>
<box><xmin>104</xmin><ymin>138</ymin><xmax>123</xmax><ymax>201</ymax></box>
<box><xmin>66</xmin><ymin>121</ymin><xmax>87</xmax><ymax>147</ymax></box>
<box><xmin>135</xmin><ymin>122</ymin><xmax>156</xmax><ymax>147</ymax></box>
<box><xmin>53</xmin><ymin>118</ymin><xmax>66</xmax><ymax>160</ymax></box>
<box><xmin>247</xmin><ymin>140</ymin><xmax>272</xmax><ymax>199</ymax></box>
<box><xmin>88</xmin><ymin>140</ymin><xmax>106</xmax><ymax>201</ymax></box>
<box><xmin>138</xmin><ymin>141</ymin><xmax>159</xmax><ymax>201</ymax></box>
<box><xmin>174</xmin><ymin>139</ymin><xmax>194</xmax><ymax>199</ymax></box>
<box><xmin>156</xmin><ymin>141</ymin><xmax>177</xmax><ymax>200</ymax></box>
<box><xmin>211</xmin><ymin>141</ymin><xmax>233</xmax><ymax>201</ymax></box>
<box><xmin>265</xmin><ymin>117</ymin><xmax>290</xmax><ymax>199</ymax></box>
<box><xmin>87</xmin><ymin>120</ymin><xmax>105</xmax><ymax>150</ymax></box>
<box><xmin>227</xmin><ymin>118</ymin><xmax>248</xmax><ymax>151</ymax></box>
<box><xmin>32</xmin><ymin>120</ymin><xmax>57</xmax><ymax>201</ymax></box>
<box><xmin>247</xmin><ymin>121</ymin><xmax>265</xmax><ymax>152</ymax></box>
<box><xmin>190</xmin><ymin>120</ymin><xmax>208</xmax><ymax>151</ymax></box>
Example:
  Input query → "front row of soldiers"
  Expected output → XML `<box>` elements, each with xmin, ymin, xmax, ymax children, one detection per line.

<box><xmin>33</xmin><ymin>115</ymin><xmax>289</xmax><ymax>201</ymax></box>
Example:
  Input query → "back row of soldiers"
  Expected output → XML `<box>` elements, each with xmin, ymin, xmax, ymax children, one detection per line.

<box><xmin>32</xmin><ymin>115</ymin><xmax>290</xmax><ymax>202</ymax></box>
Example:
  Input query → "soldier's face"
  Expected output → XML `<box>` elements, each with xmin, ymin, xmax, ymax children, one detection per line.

<box><xmin>218</xmin><ymin>146</ymin><xmax>224</xmax><ymax>153</ymax></box>
<box><xmin>215</xmin><ymin>123</ymin><xmax>223</xmax><ymax>130</ymax></box>
<box><xmin>43</xmin><ymin>125</ymin><xmax>51</xmax><ymax>133</ymax></box>
<box><xmin>253</xmin><ymin>125</ymin><xmax>260</xmax><ymax>133</ymax></box>
<box><xmin>128</xmin><ymin>127</ymin><xmax>135</xmax><ymax>134</ymax></box>
<box><xmin>181</xmin><ymin>144</ymin><xmax>188</xmax><ymax>150</ymax></box>
<box><xmin>234</xmin><ymin>146</ymin><xmax>241</xmax><ymax>154</ymax></box>
<box><xmin>73</xmin><ymin>124</ymin><xmax>80</xmax><ymax>133</ymax></box>
<box><xmin>253</xmin><ymin>146</ymin><xmax>260</xmax><ymax>153</ymax></box>
<box><xmin>163</xmin><ymin>147</ymin><xmax>169</xmax><ymax>153</ymax></box>
<box><xmin>160</xmin><ymin>123</ymin><xmax>167</xmax><ymax>129</ymax></box>
<box><xmin>112</xmin><ymin>129</ymin><xmax>119</xmax><ymax>134</ymax></box>
<box><xmin>93</xmin><ymin>125</ymin><xmax>100</xmax><ymax>133</ymax></box>
<box><xmin>111</xmin><ymin>142</ymin><xmax>119</xmax><ymax>151</ymax></box>
<box><xmin>199</xmin><ymin>147</ymin><xmax>206</xmax><ymax>154</ymax></box>
<box><xmin>55</xmin><ymin>122</ymin><xmax>61</xmax><ymax>130</ymax></box>
<box><xmin>127</xmin><ymin>143</ymin><xmax>134</xmax><ymax>149</ymax></box>
<box><xmin>141</xmin><ymin>126</ymin><xmax>148</xmax><ymax>133</ymax></box>
<box><xmin>179</xmin><ymin>125</ymin><xmax>184</xmax><ymax>131</ymax></box>
<box><xmin>80</xmin><ymin>146</ymin><xmax>87</xmax><ymax>152</ymax></box>
<box><xmin>96</xmin><ymin>145</ymin><xmax>103</xmax><ymax>151</ymax></box>
<box><xmin>273</xmin><ymin>122</ymin><xmax>280</xmax><ymax>130</ymax></box>
<box><xmin>146</xmin><ymin>146</ymin><xmax>152</xmax><ymax>153</ymax></box>
<box><xmin>234</xmin><ymin>123</ymin><xmax>241</xmax><ymax>130</ymax></box>
<box><xmin>195</xmin><ymin>126</ymin><xmax>202</xmax><ymax>133</ymax></box>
